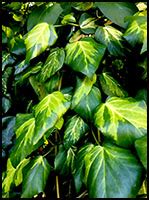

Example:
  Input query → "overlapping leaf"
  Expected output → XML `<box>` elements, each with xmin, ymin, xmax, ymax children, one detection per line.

<box><xmin>71</xmin><ymin>75</ymin><xmax>96</xmax><ymax>109</ymax></box>
<box><xmin>27</xmin><ymin>3</ymin><xmax>63</xmax><ymax>31</ymax></box>
<box><xmin>25</xmin><ymin>23</ymin><xmax>57</xmax><ymax>63</ymax></box>
<box><xmin>21</xmin><ymin>156</ymin><xmax>50</xmax><ymax>198</ymax></box>
<box><xmin>63</xmin><ymin>115</ymin><xmax>89</xmax><ymax>149</ymax></box>
<box><xmin>74</xmin><ymin>86</ymin><xmax>102</xmax><ymax>121</ymax></box>
<box><xmin>34</xmin><ymin>91</ymin><xmax>71</xmax><ymax>144</ymax></box>
<box><xmin>94</xmin><ymin>97</ymin><xmax>147</xmax><ymax>147</ymax></box>
<box><xmin>65</xmin><ymin>38</ymin><xmax>106</xmax><ymax>78</ymax></box>
<box><xmin>99</xmin><ymin>72</ymin><xmax>128</xmax><ymax>97</ymax></box>
<box><xmin>72</xmin><ymin>2</ymin><xmax>93</xmax><ymax>11</ymax></box>
<box><xmin>95</xmin><ymin>26</ymin><xmax>124</xmax><ymax>56</ymax></box>
<box><xmin>135</xmin><ymin>135</ymin><xmax>147</xmax><ymax>170</ymax></box>
<box><xmin>95</xmin><ymin>2</ymin><xmax>138</xmax><ymax>28</ymax></box>
<box><xmin>123</xmin><ymin>15</ymin><xmax>147</xmax><ymax>54</ymax></box>
<box><xmin>40</xmin><ymin>48</ymin><xmax>65</xmax><ymax>82</ymax></box>
<box><xmin>84</xmin><ymin>143</ymin><xmax>143</xmax><ymax>198</ymax></box>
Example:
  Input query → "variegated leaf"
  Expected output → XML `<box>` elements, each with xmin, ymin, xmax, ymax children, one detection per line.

<box><xmin>34</xmin><ymin>91</ymin><xmax>71</xmax><ymax>144</ymax></box>
<box><xmin>65</xmin><ymin>37</ymin><xmax>106</xmax><ymax>78</ymax></box>
<box><xmin>71</xmin><ymin>75</ymin><xmax>96</xmax><ymax>109</ymax></box>
<box><xmin>63</xmin><ymin>115</ymin><xmax>89</xmax><ymax>149</ymax></box>
<box><xmin>94</xmin><ymin>97</ymin><xmax>147</xmax><ymax>147</ymax></box>
<box><xmin>25</xmin><ymin>23</ymin><xmax>57</xmax><ymax>63</ymax></box>
<box><xmin>99</xmin><ymin>72</ymin><xmax>128</xmax><ymax>97</ymax></box>
<box><xmin>84</xmin><ymin>143</ymin><xmax>143</xmax><ymax>198</ymax></box>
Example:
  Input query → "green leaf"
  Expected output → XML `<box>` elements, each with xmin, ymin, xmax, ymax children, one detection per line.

<box><xmin>71</xmin><ymin>74</ymin><xmax>96</xmax><ymax>109</ymax></box>
<box><xmin>94</xmin><ymin>97</ymin><xmax>147</xmax><ymax>147</ymax></box>
<box><xmin>95</xmin><ymin>2</ymin><xmax>138</xmax><ymax>28</ymax></box>
<box><xmin>44</xmin><ymin>73</ymin><xmax>62</xmax><ymax>93</ymax></box>
<box><xmin>2</xmin><ymin>52</ymin><xmax>15</xmax><ymax>71</ymax></box>
<box><xmin>2</xmin><ymin>159</ymin><xmax>16</xmax><ymax>197</ymax></box>
<box><xmin>14</xmin><ymin>158</ymin><xmax>30</xmax><ymax>186</ymax></box>
<box><xmin>25</xmin><ymin>23</ymin><xmax>58</xmax><ymax>63</ymax></box>
<box><xmin>84</xmin><ymin>143</ymin><xmax>144</xmax><ymax>198</ymax></box>
<box><xmin>2</xmin><ymin>31</ymin><xmax>7</xmax><ymax>44</ymax></box>
<box><xmin>2</xmin><ymin>116</ymin><xmax>15</xmax><ymax>149</ymax></box>
<box><xmin>74</xmin><ymin>86</ymin><xmax>102</xmax><ymax>121</ymax></box>
<box><xmin>73</xmin><ymin>144</ymin><xmax>94</xmax><ymax>193</ymax></box>
<box><xmin>21</xmin><ymin>156</ymin><xmax>50</xmax><ymax>198</ymax></box>
<box><xmin>40</xmin><ymin>48</ymin><xmax>65</xmax><ymax>82</ymax></box>
<box><xmin>95</xmin><ymin>26</ymin><xmax>124</xmax><ymax>56</ymax></box>
<box><xmin>9</xmin><ymin>37</ymin><xmax>26</xmax><ymax>56</ymax></box>
<box><xmin>10</xmin><ymin>117</ymin><xmax>36</xmax><ymax>167</ymax></box>
<box><xmin>99</xmin><ymin>72</ymin><xmax>128</xmax><ymax>97</ymax></box>
<box><xmin>72</xmin><ymin>2</ymin><xmax>93</xmax><ymax>11</ymax></box>
<box><xmin>123</xmin><ymin>15</ymin><xmax>147</xmax><ymax>53</ymax></box>
<box><xmin>135</xmin><ymin>89</ymin><xmax>147</xmax><ymax>103</ymax></box>
<box><xmin>135</xmin><ymin>135</ymin><xmax>147</xmax><ymax>170</ymax></box>
<box><xmin>63</xmin><ymin>115</ymin><xmax>89</xmax><ymax>149</ymax></box>
<box><xmin>65</xmin><ymin>37</ymin><xmax>106</xmax><ymax>78</ymax></box>
<box><xmin>61</xmin><ymin>13</ymin><xmax>76</xmax><ymax>25</ymax></box>
<box><xmin>2</xmin><ymin>97</ymin><xmax>11</xmax><ymax>114</ymax></box>
<box><xmin>34</xmin><ymin>91</ymin><xmax>71</xmax><ymax>144</ymax></box>
<box><xmin>54</xmin><ymin>145</ymin><xmax>75</xmax><ymax>176</ymax></box>
<box><xmin>27</xmin><ymin>3</ymin><xmax>63</xmax><ymax>31</ymax></box>
<box><xmin>79</xmin><ymin>13</ymin><xmax>97</xmax><ymax>34</ymax></box>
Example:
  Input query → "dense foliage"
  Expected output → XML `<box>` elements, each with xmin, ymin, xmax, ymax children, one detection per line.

<box><xmin>2</xmin><ymin>2</ymin><xmax>147</xmax><ymax>198</ymax></box>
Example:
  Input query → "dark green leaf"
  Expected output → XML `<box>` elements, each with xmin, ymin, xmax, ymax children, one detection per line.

<box><xmin>40</xmin><ymin>48</ymin><xmax>65</xmax><ymax>82</ymax></box>
<box><xmin>135</xmin><ymin>89</ymin><xmax>147</xmax><ymax>103</ymax></box>
<box><xmin>65</xmin><ymin>37</ymin><xmax>106</xmax><ymax>78</ymax></box>
<box><xmin>34</xmin><ymin>91</ymin><xmax>71</xmax><ymax>144</ymax></box>
<box><xmin>44</xmin><ymin>73</ymin><xmax>62</xmax><ymax>93</ymax></box>
<box><xmin>14</xmin><ymin>60</ymin><xmax>30</xmax><ymax>75</ymax></box>
<box><xmin>73</xmin><ymin>144</ymin><xmax>94</xmax><ymax>193</ymax></box>
<box><xmin>84</xmin><ymin>143</ymin><xmax>143</xmax><ymax>198</ymax></box>
<box><xmin>9</xmin><ymin>37</ymin><xmax>26</xmax><ymax>56</ymax></box>
<box><xmin>74</xmin><ymin>86</ymin><xmax>102</xmax><ymax>121</ymax></box>
<box><xmin>2</xmin><ymin>31</ymin><xmax>7</xmax><ymax>44</ymax></box>
<box><xmin>95</xmin><ymin>2</ymin><xmax>138</xmax><ymax>28</ymax></box>
<box><xmin>94</xmin><ymin>97</ymin><xmax>147</xmax><ymax>147</ymax></box>
<box><xmin>71</xmin><ymin>75</ymin><xmax>96</xmax><ymax>109</ymax></box>
<box><xmin>25</xmin><ymin>23</ymin><xmax>58</xmax><ymax>63</ymax></box>
<box><xmin>21</xmin><ymin>156</ymin><xmax>50</xmax><ymax>198</ymax></box>
<box><xmin>64</xmin><ymin>115</ymin><xmax>89</xmax><ymax>149</ymax></box>
<box><xmin>2</xmin><ymin>52</ymin><xmax>15</xmax><ymax>71</ymax></box>
<box><xmin>99</xmin><ymin>72</ymin><xmax>128</xmax><ymax>97</ymax></box>
<box><xmin>135</xmin><ymin>135</ymin><xmax>147</xmax><ymax>170</ymax></box>
<box><xmin>2</xmin><ymin>97</ymin><xmax>11</xmax><ymax>114</ymax></box>
<box><xmin>54</xmin><ymin>145</ymin><xmax>75</xmax><ymax>176</ymax></box>
<box><xmin>72</xmin><ymin>2</ymin><xmax>93</xmax><ymax>11</ymax></box>
<box><xmin>27</xmin><ymin>3</ymin><xmax>63</xmax><ymax>31</ymax></box>
<box><xmin>79</xmin><ymin>13</ymin><xmax>97</xmax><ymax>34</ymax></box>
<box><xmin>95</xmin><ymin>26</ymin><xmax>124</xmax><ymax>56</ymax></box>
<box><xmin>2</xmin><ymin>116</ymin><xmax>16</xmax><ymax>149</ymax></box>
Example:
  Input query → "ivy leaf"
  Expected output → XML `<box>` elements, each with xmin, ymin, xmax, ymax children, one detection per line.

<box><xmin>95</xmin><ymin>26</ymin><xmax>124</xmax><ymax>56</ymax></box>
<box><xmin>61</xmin><ymin>13</ymin><xmax>76</xmax><ymax>25</ymax></box>
<box><xmin>79</xmin><ymin>13</ymin><xmax>97</xmax><ymax>34</ymax></box>
<box><xmin>95</xmin><ymin>2</ymin><xmax>138</xmax><ymax>28</ymax></box>
<box><xmin>135</xmin><ymin>135</ymin><xmax>147</xmax><ymax>170</ymax></box>
<box><xmin>40</xmin><ymin>48</ymin><xmax>65</xmax><ymax>82</ymax></box>
<box><xmin>84</xmin><ymin>143</ymin><xmax>143</xmax><ymax>198</ymax></box>
<box><xmin>71</xmin><ymin>74</ymin><xmax>96</xmax><ymax>109</ymax></box>
<box><xmin>94</xmin><ymin>97</ymin><xmax>147</xmax><ymax>148</ymax></box>
<box><xmin>63</xmin><ymin>115</ymin><xmax>89</xmax><ymax>149</ymax></box>
<box><xmin>123</xmin><ymin>15</ymin><xmax>147</xmax><ymax>54</ymax></box>
<box><xmin>10</xmin><ymin>117</ymin><xmax>36</xmax><ymax>167</ymax></box>
<box><xmin>2</xmin><ymin>52</ymin><xmax>15</xmax><ymax>71</ymax></box>
<box><xmin>2</xmin><ymin>97</ymin><xmax>11</xmax><ymax>114</ymax></box>
<box><xmin>72</xmin><ymin>2</ymin><xmax>93</xmax><ymax>11</ymax></box>
<box><xmin>99</xmin><ymin>72</ymin><xmax>128</xmax><ymax>97</ymax></box>
<box><xmin>65</xmin><ymin>37</ymin><xmax>106</xmax><ymax>78</ymax></box>
<box><xmin>25</xmin><ymin>23</ymin><xmax>58</xmax><ymax>63</ymax></box>
<box><xmin>21</xmin><ymin>156</ymin><xmax>50</xmax><ymax>198</ymax></box>
<box><xmin>27</xmin><ymin>3</ymin><xmax>63</xmax><ymax>31</ymax></box>
<box><xmin>2</xmin><ymin>159</ymin><xmax>16</xmax><ymax>197</ymax></box>
<box><xmin>54</xmin><ymin>145</ymin><xmax>75</xmax><ymax>176</ymax></box>
<box><xmin>74</xmin><ymin>86</ymin><xmax>102</xmax><ymax>121</ymax></box>
<box><xmin>34</xmin><ymin>91</ymin><xmax>71</xmax><ymax>144</ymax></box>
<box><xmin>73</xmin><ymin>144</ymin><xmax>94</xmax><ymax>193</ymax></box>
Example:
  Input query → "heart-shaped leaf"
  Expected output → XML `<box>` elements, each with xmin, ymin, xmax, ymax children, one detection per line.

<box><xmin>65</xmin><ymin>37</ymin><xmax>106</xmax><ymax>78</ymax></box>
<box><xmin>84</xmin><ymin>143</ymin><xmax>144</xmax><ymax>198</ymax></box>
<box><xmin>94</xmin><ymin>97</ymin><xmax>147</xmax><ymax>147</ymax></box>
<box><xmin>25</xmin><ymin>23</ymin><xmax>57</xmax><ymax>63</ymax></box>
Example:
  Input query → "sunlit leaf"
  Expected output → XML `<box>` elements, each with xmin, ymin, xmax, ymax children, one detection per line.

<box><xmin>94</xmin><ymin>97</ymin><xmax>147</xmax><ymax>147</ymax></box>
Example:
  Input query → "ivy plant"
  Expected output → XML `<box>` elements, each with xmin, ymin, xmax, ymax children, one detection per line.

<box><xmin>2</xmin><ymin>2</ymin><xmax>147</xmax><ymax>198</ymax></box>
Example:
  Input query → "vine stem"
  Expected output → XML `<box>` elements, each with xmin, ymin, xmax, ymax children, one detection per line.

<box><xmin>91</xmin><ymin>129</ymin><xmax>99</xmax><ymax>145</ymax></box>
<box><xmin>55</xmin><ymin>132</ymin><xmax>60</xmax><ymax>198</ymax></box>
